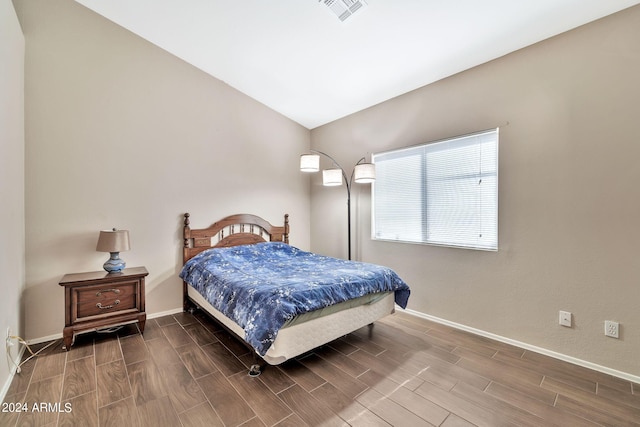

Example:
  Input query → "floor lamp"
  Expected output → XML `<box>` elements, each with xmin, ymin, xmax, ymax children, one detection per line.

<box><xmin>300</xmin><ymin>149</ymin><xmax>375</xmax><ymax>260</ymax></box>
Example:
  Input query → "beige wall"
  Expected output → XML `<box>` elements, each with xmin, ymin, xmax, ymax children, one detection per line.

<box><xmin>15</xmin><ymin>0</ymin><xmax>311</xmax><ymax>342</ymax></box>
<box><xmin>0</xmin><ymin>0</ymin><xmax>25</xmax><ymax>397</ymax></box>
<box><xmin>311</xmin><ymin>5</ymin><xmax>640</xmax><ymax>377</ymax></box>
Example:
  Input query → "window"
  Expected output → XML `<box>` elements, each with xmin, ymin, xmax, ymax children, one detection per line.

<box><xmin>372</xmin><ymin>129</ymin><xmax>498</xmax><ymax>250</ymax></box>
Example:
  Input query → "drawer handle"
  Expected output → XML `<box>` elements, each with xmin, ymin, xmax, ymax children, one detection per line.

<box><xmin>96</xmin><ymin>288</ymin><xmax>121</xmax><ymax>297</ymax></box>
<box><xmin>96</xmin><ymin>300</ymin><xmax>120</xmax><ymax>310</ymax></box>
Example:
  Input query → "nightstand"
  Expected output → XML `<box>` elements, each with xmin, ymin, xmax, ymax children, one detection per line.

<box><xmin>59</xmin><ymin>266</ymin><xmax>148</xmax><ymax>350</ymax></box>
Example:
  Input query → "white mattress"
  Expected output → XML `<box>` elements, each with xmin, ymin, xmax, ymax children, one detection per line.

<box><xmin>187</xmin><ymin>286</ymin><xmax>395</xmax><ymax>365</ymax></box>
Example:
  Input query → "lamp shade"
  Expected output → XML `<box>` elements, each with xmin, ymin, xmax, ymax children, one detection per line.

<box><xmin>354</xmin><ymin>163</ymin><xmax>376</xmax><ymax>183</ymax></box>
<box><xmin>322</xmin><ymin>169</ymin><xmax>343</xmax><ymax>186</ymax></box>
<box><xmin>96</xmin><ymin>229</ymin><xmax>130</xmax><ymax>253</ymax></box>
<box><xmin>300</xmin><ymin>154</ymin><xmax>320</xmax><ymax>172</ymax></box>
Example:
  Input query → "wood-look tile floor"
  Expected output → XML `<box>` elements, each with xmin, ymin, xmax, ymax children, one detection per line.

<box><xmin>2</xmin><ymin>310</ymin><xmax>639</xmax><ymax>426</ymax></box>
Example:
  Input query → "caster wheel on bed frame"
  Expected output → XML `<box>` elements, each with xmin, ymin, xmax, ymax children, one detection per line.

<box><xmin>248</xmin><ymin>364</ymin><xmax>262</xmax><ymax>377</ymax></box>
<box><xmin>183</xmin><ymin>300</ymin><xmax>198</xmax><ymax>315</ymax></box>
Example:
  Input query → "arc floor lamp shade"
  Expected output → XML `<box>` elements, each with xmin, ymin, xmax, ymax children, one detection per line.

<box><xmin>323</xmin><ymin>169</ymin><xmax>343</xmax><ymax>186</ymax></box>
<box><xmin>300</xmin><ymin>154</ymin><xmax>320</xmax><ymax>172</ymax></box>
<box><xmin>354</xmin><ymin>163</ymin><xmax>375</xmax><ymax>183</ymax></box>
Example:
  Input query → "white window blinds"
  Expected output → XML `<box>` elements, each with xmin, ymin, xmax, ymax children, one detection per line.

<box><xmin>372</xmin><ymin>129</ymin><xmax>498</xmax><ymax>250</ymax></box>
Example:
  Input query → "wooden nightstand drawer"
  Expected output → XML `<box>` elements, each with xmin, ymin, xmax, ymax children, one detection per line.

<box><xmin>75</xmin><ymin>280</ymin><xmax>140</xmax><ymax>320</ymax></box>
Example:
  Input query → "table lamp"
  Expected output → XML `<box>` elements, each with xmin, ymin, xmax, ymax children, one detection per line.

<box><xmin>96</xmin><ymin>228</ymin><xmax>130</xmax><ymax>273</ymax></box>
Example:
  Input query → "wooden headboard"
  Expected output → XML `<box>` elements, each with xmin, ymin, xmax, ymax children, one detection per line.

<box><xmin>183</xmin><ymin>213</ymin><xmax>289</xmax><ymax>263</ymax></box>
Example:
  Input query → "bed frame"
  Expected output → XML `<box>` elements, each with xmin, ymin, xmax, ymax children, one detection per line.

<box><xmin>181</xmin><ymin>212</ymin><xmax>395</xmax><ymax>376</ymax></box>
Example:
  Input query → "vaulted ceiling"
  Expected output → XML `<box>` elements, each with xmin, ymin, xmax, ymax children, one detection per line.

<box><xmin>75</xmin><ymin>0</ymin><xmax>640</xmax><ymax>129</ymax></box>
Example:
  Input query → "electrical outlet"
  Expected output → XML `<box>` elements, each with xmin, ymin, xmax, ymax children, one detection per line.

<box><xmin>5</xmin><ymin>327</ymin><xmax>13</xmax><ymax>350</ymax></box>
<box><xmin>605</xmin><ymin>320</ymin><xmax>619</xmax><ymax>338</ymax></box>
<box><xmin>559</xmin><ymin>311</ymin><xmax>572</xmax><ymax>327</ymax></box>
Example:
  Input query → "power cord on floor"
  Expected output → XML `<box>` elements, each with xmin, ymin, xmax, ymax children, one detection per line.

<box><xmin>5</xmin><ymin>334</ymin><xmax>58</xmax><ymax>374</ymax></box>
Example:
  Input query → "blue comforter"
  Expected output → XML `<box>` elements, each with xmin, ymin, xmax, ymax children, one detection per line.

<box><xmin>179</xmin><ymin>242</ymin><xmax>410</xmax><ymax>356</ymax></box>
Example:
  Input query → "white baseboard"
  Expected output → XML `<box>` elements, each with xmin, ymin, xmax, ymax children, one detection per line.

<box><xmin>1</xmin><ymin>345</ymin><xmax>26</xmax><ymax>403</ymax></box>
<box><xmin>147</xmin><ymin>307</ymin><xmax>184</xmax><ymax>319</ymax></box>
<box><xmin>27</xmin><ymin>332</ymin><xmax>63</xmax><ymax>345</ymax></box>
<box><xmin>404</xmin><ymin>308</ymin><xmax>640</xmax><ymax>385</ymax></box>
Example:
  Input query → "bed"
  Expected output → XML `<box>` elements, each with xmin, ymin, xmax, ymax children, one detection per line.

<box><xmin>180</xmin><ymin>213</ymin><xmax>410</xmax><ymax>375</ymax></box>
